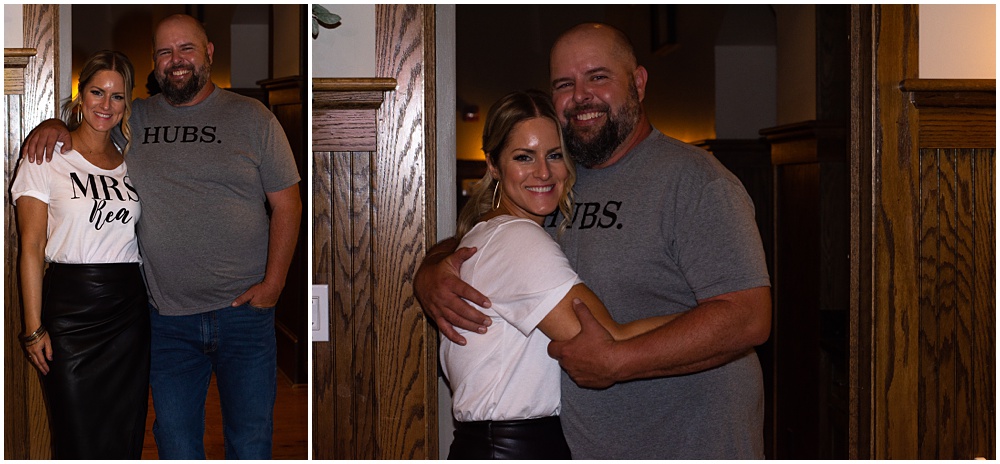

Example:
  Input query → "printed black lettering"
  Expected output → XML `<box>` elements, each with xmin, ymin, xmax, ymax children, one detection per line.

<box><xmin>124</xmin><ymin>176</ymin><xmax>140</xmax><ymax>202</ymax></box>
<box><xmin>89</xmin><ymin>199</ymin><xmax>107</xmax><ymax>230</ymax></box>
<box><xmin>163</xmin><ymin>127</ymin><xmax>179</xmax><ymax>143</ymax></box>
<box><xmin>70</xmin><ymin>172</ymin><xmax>98</xmax><ymax>199</ymax></box>
<box><xmin>578</xmin><ymin>203</ymin><xmax>601</xmax><ymax>229</ymax></box>
<box><xmin>100</xmin><ymin>175</ymin><xmax>125</xmax><ymax>201</ymax></box>
<box><xmin>182</xmin><ymin>126</ymin><xmax>200</xmax><ymax>143</ymax></box>
<box><xmin>542</xmin><ymin>211</ymin><xmax>561</xmax><ymax>228</ymax></box>
<box><xmin>142</xmin><ymin>126</ymin><xmax>160</xmax><ymax>144</ymax></box>
<box><xmin>201</xmin><ymin>126</ymin><xmax>217</xmax><ymax>143</ymax></box>
<box><xmin>599</xmin><ymin>201</ymin><xmax>621</xmax><ymax>229</ymax></box>
<box><xmin>569</xmin><ymin>202</ymin><xmax>584</xmax><ymax>228</ymax></box>
<box><xmin>89</xmin><ymin>199</ymin><xmax>132</xmax><ymax>230</ymax></box>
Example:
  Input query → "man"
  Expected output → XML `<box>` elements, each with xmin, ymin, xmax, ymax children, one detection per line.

<box><xmin>415</xmin><ymin>23</ymin><xmax>770</xmax><ymax>459</ymax></box>
<box><xmin>24</xmin><ymin>14</ymin><xmax>301</xmax><ymax>459</ymax></box>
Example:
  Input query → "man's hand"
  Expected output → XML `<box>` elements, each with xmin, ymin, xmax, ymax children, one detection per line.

<box><xmin>23</xmin><ymin>119</ymin><xmax>72</xmax><ymax>164</ymax></box>
<box><xmin>232</xmin><ymin>280</ymin><xmax>283</xmax><ymax>309</ymax></box>
<box><xmin>414</xmin><ymin>245</ymin><xmax>491</xmax><ymax>346</ymax></box>
<box><xmin>547</xmin><ymin>298</ymin><xmax>621</xmax><ymax>389</ymax></box>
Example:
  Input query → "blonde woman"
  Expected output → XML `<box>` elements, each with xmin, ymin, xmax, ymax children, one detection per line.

<box><xmin>11</xmin><ymin>50</ymin><xmax>147</xmax><ymax>459</ymax></box>
<box><xmin>439</xmin><ymin>90</ymin><xmax>675</xmax><ymax>459</ymax></box>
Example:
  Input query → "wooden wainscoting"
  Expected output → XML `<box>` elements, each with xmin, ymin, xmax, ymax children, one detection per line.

<box><xmin>4</xmin><ymin>5</ymin><xmax>60</xmax><ymax>460</ymax></box>
<box><xmin>312</xmin><ymin>6</ymin><xmax>439</xmax><ymax>460</ymax></box>
<box><xmin>900</xmin><ymin>79</ymin><xmax>995</xmax><ymax>459</ymax></box>
<box><xmin>851</xmin><ymin>4</ymin><xmax>995</xmax><ymax>459</ymax></box>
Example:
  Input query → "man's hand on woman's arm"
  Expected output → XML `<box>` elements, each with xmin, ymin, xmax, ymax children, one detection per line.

<box><xmin>548</xmin><ymin>286</ymin><xmax>772</xmax><ymax>389</ymax></box>
<box><xmin>414</xmin><ymin>237</ymin><xmax>492</xmax><ymax>346</ymax></box>
<box><xmin>23</xmin><ymin>119</ymin><xmax>71</xmax><ymax>164</ymax></box>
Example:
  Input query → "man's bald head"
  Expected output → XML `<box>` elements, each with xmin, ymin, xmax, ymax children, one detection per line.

<box><xmin>551</xmin><ymin>23</ymin><xmax>638</xmax><ymax>72</ymax></box>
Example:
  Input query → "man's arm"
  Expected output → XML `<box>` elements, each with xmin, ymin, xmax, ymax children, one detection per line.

<box><xmin>232</xmin><ymin>184</ymin><xmax>302</xmax><ymax>307</ymax></box>
<box><xmin>413</xmin><ymin>238</ymin><xmax>492</xmax><ymax>345</ymax></box>
<box><xmin>23</xmin><ymin>119</ymin><xmax>72</xmax><ymax>164</ymax></box>
<box><xmin>548</xmin><ymin>286</ymin><xmax>771</xmax><ymax>389</ymax></box>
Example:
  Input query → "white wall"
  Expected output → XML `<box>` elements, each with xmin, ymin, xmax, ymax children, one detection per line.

<box><xmin>312</xmin><ymin>4</ymin><xmax>376</xmax><ymax>78</ymax></box>
<box><xmin>919</xmin><ymin>4</ymin><xmax>996</xmax><ymax>79</ymax></box>
<box><xmin>5</xmin><ymin>4</ymin><xmax>23</xmax><ymax>47</ymax></box>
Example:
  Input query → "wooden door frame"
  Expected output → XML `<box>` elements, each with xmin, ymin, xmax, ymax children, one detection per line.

<box><xmin>4</xmin><ymin>4</ymin><xmax>60</xmax><ymax>460</ymax></box>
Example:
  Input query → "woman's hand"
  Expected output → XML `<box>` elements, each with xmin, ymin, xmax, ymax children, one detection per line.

<box><xmin>24</xmin><ymin>332</ymin><xmax>53</xmax><ymax>375</ymax></box>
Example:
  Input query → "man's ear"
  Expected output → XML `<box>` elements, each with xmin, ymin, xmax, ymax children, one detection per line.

<box><xmin>207</xmin><ymin>42</ymin><xmax>215</xmax><ymax>64</ymax></box>
<box><xmin>634</xmin><ymin>65</ymin><xmax>648</xmax><ymax>102</ymax></box>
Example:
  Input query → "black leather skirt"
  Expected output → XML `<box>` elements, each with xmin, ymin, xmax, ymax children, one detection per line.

<box><xmin>40</xmin><ymin>262</ymin><xmax>150</xmax><ymax>459</ymax></box>
<box><xmin>448</xmin><ymin>415</ymin><xmax>572</xmax><ymax>460</ymax></box>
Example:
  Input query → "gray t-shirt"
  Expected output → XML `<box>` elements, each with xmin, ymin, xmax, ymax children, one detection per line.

<box><xmin>126</xmin><ymin>87</ymin><xmax>300</xmax><ymax>315</ymax></box>
<box><xmin>545</xmin><ymin>129</ymin><xmax>770</xmax><ymax>459</ymax></box>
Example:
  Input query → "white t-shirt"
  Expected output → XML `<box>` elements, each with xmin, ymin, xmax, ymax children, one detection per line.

<box><xmin>10</xmin><ymin>144</ymin><xmax>141</xmax><ymax>264</ymax></box>
<box><xmin>440</xmin><ymin>215</ymin><xmax>582</xmax><ymax>422</ymax></box>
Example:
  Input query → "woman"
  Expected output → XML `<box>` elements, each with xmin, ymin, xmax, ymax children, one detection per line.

<box><xmin>440</xmin><ymin>90</ymin><xmax>674</xmax><ymax>459</ymax></box>
<box><xmin>11</xmin><ymin>50</ymin><xmax>148</xmax><ymax>459</ymax></box>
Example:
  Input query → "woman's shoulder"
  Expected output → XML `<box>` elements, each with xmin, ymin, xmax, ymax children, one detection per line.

<box><xmin>464</xmin><ymin>216</ymin><xmax>548</xmax><ymax>244</ymax></box>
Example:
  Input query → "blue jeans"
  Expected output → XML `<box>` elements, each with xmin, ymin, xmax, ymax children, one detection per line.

<box><xmin>149</xmin><ymin>303</ymin><xmax>277</xmax><ymax>459</ymax></box>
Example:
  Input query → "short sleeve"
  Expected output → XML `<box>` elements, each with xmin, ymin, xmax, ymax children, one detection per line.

<box><xmin>10</xmin><ymin>157</ymin><xmax>52</xmax><ymax>205</ymax></box>
<box><xmin>468</xmin><ymin>219</ymin><xmax>582</xmax><ymax>336</ymax></box>
<box><xmin>258</xmin><ymin>111</ymin><xmax>300</xmax><ymax>193</ymax></box>
<box><xmin>674</xmin><ymin>177</ymin><xmax>769</xmax><ymax>299</ymax></box>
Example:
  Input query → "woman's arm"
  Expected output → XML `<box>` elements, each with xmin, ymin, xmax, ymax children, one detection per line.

<box><xmin>17</xmin><ymin>197</ymin><xmax>53</xmax><ymax>374</ymax></box>
<box><xmin>536</xmin><ymin>283</ymin><xmax>676</xmax><ymax>342</ymax></box>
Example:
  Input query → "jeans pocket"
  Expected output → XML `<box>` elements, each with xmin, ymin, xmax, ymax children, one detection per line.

<box><xmin>246</xmin><ymin>303</ymin><xmax>275</xmax><ymax>314</ymax></box>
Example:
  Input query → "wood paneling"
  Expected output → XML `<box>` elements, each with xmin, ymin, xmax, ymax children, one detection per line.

<box><xmin>853</xmin><ymin>4</ymin><xmax>995</xmax><ymax>459</ymax></box>
<box><xmin>312</xmin><ymin>5</ymin><xmax>437</xmax><ymax>459</ymax></box>
<box><xmin>4</xmin><ymin>5</ymin><xmax>58</xmax><ymax>460</ymax></box>
<box><xmin>373</xmin><ymin>5</ymin><xmax>438</xmax><ymax>458</ymax></box>
<box><xmin>261</xmin><ymin>76</ymin><xmax>309</xmax><ymax>386</ymax></box>
<box><xmin>4</xmin><ymin>49</ymin><xmax>34</xmax><ymax>95</ymax></box>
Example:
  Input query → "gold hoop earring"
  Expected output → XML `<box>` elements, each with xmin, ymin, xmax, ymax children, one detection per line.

<box><xmin>492</xmin><ymin>180</ymin><xmax>502</xmax><ymax>210</ymax></box>
<box><xmin>76</xmin><ymin>102</ymin><xmax>83</xmax><ymax>126</ymax></box>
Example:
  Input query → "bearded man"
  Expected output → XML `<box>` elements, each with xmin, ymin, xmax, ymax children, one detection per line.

<box><xmin>416</xmin><ymin>23</ymin><xmax>771</xmax><ymax>459</ymax></box>
<box><xmin>23</xmin><ymin>14</ymin><xmax>302</xmax><ymax>460</ymax></box>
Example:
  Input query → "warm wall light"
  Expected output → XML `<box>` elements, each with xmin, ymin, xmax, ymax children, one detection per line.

<box><xmin>462</xmin><ymin>105</ymin><xmax>479</xmax><ymax>122</ymax></box>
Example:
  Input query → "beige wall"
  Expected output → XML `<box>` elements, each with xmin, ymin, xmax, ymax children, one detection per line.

<box><xmin>311</xmin><ymin>4</ymin><xmax>375</xmax><ymax>78</ymax></box>
<box><xmin>920</xmin><ymin>4</ymin><xmax>995</xmax><ymax>78</ymax></box>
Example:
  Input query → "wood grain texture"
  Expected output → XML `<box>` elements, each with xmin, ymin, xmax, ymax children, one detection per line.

<box><xmin>5</xmin><ymin>5</ymin><xmax>57</xmax><ymax>460</ymax></box>
<box><xmin>310</xmin><ymin>7</ymin><xmax>435</xmax><ymax>458</ymax></box>
<box><xmin>373</xmin><ymin>4</ymin><xmax>436</xmax><ymax>459</ymax></box>
<box><xmin>871</xmin><ymin>4</ymin><xmax>920</xmax><ymax>460</ymax></box>
<box><xmin>914</xmin><ymin>147</ymin><xmax>995</xmax><ymax>459</ymax></box>
<box><xmin>311</xmin><ymin>151</ymin><xmax>334</xmax><ymax>459</ymax></box>
<box><xmin>970</xmin><ymin>148</ymin><xmax>995</xmax><ymax>459</ymax></box>
<box><xmin>859</xmin><ymin>5</ymin><xmax>996</xmax><ymax>459</ymax></box>
<box><xmin>4</xmin><ymin>49</ymin><xmax>34</xmax><ymax>95</ymax></box>
<box><xmin>848</xmin><ymin>5</ymin><xmax>875</xmax><ymax>459</ymax></box>
<box><xmin>312</xmin><ymin>109</ymin><xmax>378</xmax><ymax>152</ymax></box>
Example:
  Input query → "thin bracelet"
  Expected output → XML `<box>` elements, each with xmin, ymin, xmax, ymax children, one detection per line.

<box><xmin>19</xmin><ymin>325</ymin><xmax>47</xmax><ymax>345</ymax></box>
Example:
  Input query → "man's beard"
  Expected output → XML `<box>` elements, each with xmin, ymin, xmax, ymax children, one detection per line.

<box><xmin>562</xmin><ymin>81</ymin><xmax>641</xmax><ymax>168</ymax></box>
<box><xmin>157</xmin><ymin>62</ymin><xmax>210</xmax><ymax>105</ymax></box>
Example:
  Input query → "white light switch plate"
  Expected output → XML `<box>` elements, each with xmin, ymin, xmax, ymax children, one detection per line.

<box><xmin>311</xmin><ymin>285</ymin><xmax>329</xmax><ymax>342</ymax></box>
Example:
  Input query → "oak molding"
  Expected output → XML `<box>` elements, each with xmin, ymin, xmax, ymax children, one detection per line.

<box><xmin>4</xmin><ymin>48</ymin><xmax>36</xmax><ymax>95</ymax></box>
<box><xmin>312</xmin><ymin>78</ymin><xmax>397</xmax><ymax>153</ymax></box>
<box><xmin>312</xmin><ymin>77</ymin><xmax>397</xmax><ymax>109</ymax></box>
<box><xmin>901</xmin><ymin>78</ymin><xmax>996</xmax><ymax>149</ymax></box>
<box><xmin>901</xmin><ymin>78</ymin><xmax>996</xmax><ymax>108</ymax></box>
